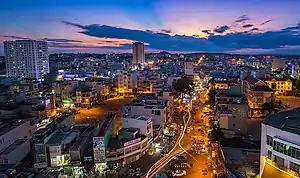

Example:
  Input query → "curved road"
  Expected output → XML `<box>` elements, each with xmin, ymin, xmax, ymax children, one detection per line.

<box><xmin>144</xmin><ymin>99</ymin><xmax>194</xmax><ymax>178</ymax></box>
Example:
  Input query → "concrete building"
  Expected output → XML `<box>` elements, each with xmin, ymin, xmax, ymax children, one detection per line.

<box><xmin>132</xmin><ymin>42</ymin><xmax>145</xmax><ymax>64</ymax></box>
<box><xmin>122</xmin><ymin>115</ymin><xmax>153</xmax><ymax>141</ymax></box>
<box><xmin>243</xmin><ymin>77</ymin><xmax>274</xmax><ymax>118</ymax></box>
<box><xmin>260</xmin><ymin>109</ymin><xmax>300</xmax><ymax>177</ymax></box>
<box><xmin>116</xmin><ymin>70</ymin><xmax>136</xmax><ymax>95</ymax></box>
<box><xmin>184</xmin><ymin>61</ymin><xmax>194</xmax><ymax>76</ymax></box>
<box><xmin>106</xmin><ymin>128</ymin><xmax>150</xmax><ymax>167</ymax></box>
<box><xmin>263</xmin><ymin>78</ymin><xmax>293</xmax><ymax>95</ymax></box>
<box><xmin>76</xmin><ymin>86</ymin><xmax>96</xmax><ymax>107</ymax></box>
<box><xmin>93</xmin><ymin>113</ymin><xmax>116</xmax><ymax>172</ymax></box>
<box><xmin>0</xmin><ymin>119</ymin><xmax>36</xmax><ymax>152</ymax></box>
<box><xmin>215</xmin><ymin>89</ymin><xmax>248</xmax><ymax>135</ymax></box>
<box><xmin>53</xmin><ymin>80</ymin><xmax>78</xmax><ymax>101</ymax></box>
<box><xmin>123</xmin><ymin>95</ymin><xmax>168</xmax><ymax>129</ymax></box>
<box><xmin>0</xmin><ymin>139</ymin><xmax>30</xmax><ymax>164</ymax></box>
<box><xmin>45</xmin><ymin>131</ymin><xmax>79</xmax><ymax>167</ymax></box>
<box><xmin>33</xmin><ymin>127</ymin><xmax>58</xmax><ymax>168</ymax></box>
<box><xmin>4</xmin><ymin>40</ymin><xmax>49</xmax><ymax>80</ymax></box>
<box><xmin>271</xmin><ymin>59</ymin><xmax>285</xmax><ymax>71</ymax></box>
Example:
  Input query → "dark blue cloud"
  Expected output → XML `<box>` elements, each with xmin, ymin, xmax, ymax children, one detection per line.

<box><xmin>214</xmin><ymin>25</ymin><xmax>230</xmax><ymax>33</ymax></box>
<box><xmin>235</xmin><ymin>15</ymin><xmax>251</xmax><ymax>23</ymax></box>
<box><xmin>61</xmin><ymin>21</ymin><xmax>300</xmax><ymax>54</ymax></box>
<box><xmin>62</xmin><ymin>21</ymin><xmax>223</xmax><ymax>52</ymax></box>
<box><xmin>0</xmin><ymin>35</ymin><xmax>30</xmax><ymax>40</ymax></box>
<box><xmin>42</xmin><ymin>38</ymin><xmax>83</xmax><ymax>43</ymax></box>
<box><xmin>161</xmin><ymin>29</ymin><xmax>173</xmax><ymax>34</ymax></box>
<box><xmin>209</xmin><ymin>25</ymin><xmax>300</xmax><ymax>49</ymax></box>
<box><xmin>202</xmin><ymin>30</ymin><xmax>213</xmax><ymax>35</ymax></box>
<box><xmin>242</xmin><ymin>24</ymin><xmax>254</xmax><ymax>28</ymax></box>
<box><xmin>261</xmin><ymin>19</ymin><xmax>272</xmax><ymax>25</ymax></box>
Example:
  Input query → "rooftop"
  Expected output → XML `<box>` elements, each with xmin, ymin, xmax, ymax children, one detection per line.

<box><xmin>0</xmin><ymin>139</ymin><xmax>28</xmax><ymax>155</ymax></box>
<box><xmin>264</xmin><ymin>108</ymin><xmax>300</xmax><ymax>135</ymax></box>
<box><xmin>119</xmin><ymin>127</ymin><xmax>140</xmax><ymax>133</ymax></box>
<box><xmin>45</xmin><ymin>132</ymin><xmax>70</xmax><ymax>146</ymax></box>
<box><xmin>251</xmin><ymin>85</ymin><xmax>274</xmax><ymax>92</ymax></box>
<box><xmin>123</xmin><ymin>115</ymin><xmax>151</xmax><ymax>121</ymax></box>
<box><xmin>0</xmin><ymin>120</ymin><xmax>29</xmax><ymax>136</ymax></box>
<box><xmin>98</xmin><ymin>112</ymin><xmax>116</xmax><ymax>136</ymax></box>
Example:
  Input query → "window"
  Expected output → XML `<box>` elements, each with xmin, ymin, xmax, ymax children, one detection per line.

<box><xmin>267</xmin><ymin>135</ymin><xmax>273</xmax><ymax>146</ymax></box>
<box><xmin>290</xmin><ymin>162</ymin><xmax>300</xmax><ymax>173</ymax></box>
<box><xmin>267</xmin><ymin>150</ymin><xmax>272</xmax><ymax>160</ymax></box>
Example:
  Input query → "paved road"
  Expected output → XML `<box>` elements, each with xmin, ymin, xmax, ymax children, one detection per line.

<box><xmin>143</xmin><ymin>100</ymin><xmax>194</xmax><ymax>178</ymax></box>
<box><xmin>277</xmin><ymin>96</ymin><xmax>300</xmax><ymax>109</ymax></box>
<box><xmin>144</xmin><ymin>91</ymin><xmax>218</xmax><ymax>178</ymax></box>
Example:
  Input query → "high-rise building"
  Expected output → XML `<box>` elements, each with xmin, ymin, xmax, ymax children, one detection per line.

<box><xmin>4</xmin><ymin>40</ymin><xmax>50</xmax><ymax>80</ymax></box>
<box><xmin>132</xmin><ymin>42</ymin><xmax>145</xmax><ymax>64</ymax></box>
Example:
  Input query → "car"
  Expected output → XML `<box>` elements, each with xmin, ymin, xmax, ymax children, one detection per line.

<box><xmin>248</xmin><ymin>135</ymin><xmax>255</xmax><ymax>141</ymax></box>
<box><xmin>172</xmin><ymin>170</ymin><xmax>187</xmax><ymax>177</ymax></box>
<box><xmin>172</xmin><ymin>162</ymin><xmax>192</xmax><ymax>169</ymax></box>
<box><xmin>202</xmin><ymin>168</ymin><xmax>208</xmax><ymax>175</ymax></box>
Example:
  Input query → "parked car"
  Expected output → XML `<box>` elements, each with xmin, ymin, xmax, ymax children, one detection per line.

<box><xmin>172</xmin><ymin>170</ymin><xmax>187</xmax><ymax>177</ymax></box>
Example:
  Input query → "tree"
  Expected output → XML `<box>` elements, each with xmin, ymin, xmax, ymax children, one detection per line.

<box><xmin>209</xmin><ymin>127</ymin><xmax>224</xmax><ymax>141</ymax></box>
<box><xmin>262</xmin><ymin>101</ymin><xmax>277</xmax><ymax>115</ymax></box>
<box><xmin>295</xmin><ymin>79</ymin><xmax>300</xmax><ymax>96</ymax></box>
<box><xmin>172</xmin><ymin>76</ymin><xmax>194</xmax><ymax>97</ymax></box>
<box><xmin>208</xmin><ymin>89</ymin><xmax>216</xmax><ymax>106</ymax></box>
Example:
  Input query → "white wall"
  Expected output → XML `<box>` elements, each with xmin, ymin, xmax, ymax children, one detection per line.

<box><xmin>260</xmin><ymin>123</ymin><xmax>300</xmax><ymax>174</ymax></box>
<box><xmin>0</xmin><ymin>120</ymin><xmax>35</xmax><ymax>152</ymax></box>
<box><xmin>0</xmin><ymin>139</ymin><xmax>30</xmax><ymax>164</ymax></box>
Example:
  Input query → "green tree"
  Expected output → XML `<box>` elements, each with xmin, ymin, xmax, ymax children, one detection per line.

<box><xmin>172</xmin><ymin>76</ymin><xmax>194</xmax><ymax>97</ymax></box>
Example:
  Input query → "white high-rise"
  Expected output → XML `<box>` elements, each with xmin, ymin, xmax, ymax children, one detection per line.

<box><xmin>4</xmin><ymin>40</ymin><xmax>50</xmax><ymax>80</ymax></box>
<box><xmin>132</xmin><ymin>42</ymin><xmax>145</xmax><ymax>64</ymax></box>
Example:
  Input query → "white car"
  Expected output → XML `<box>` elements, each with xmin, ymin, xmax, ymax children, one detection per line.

<box><xmin>172</xmin><ymin>170</ymin><xmax>187</xmax><ymax>177</ymax></box>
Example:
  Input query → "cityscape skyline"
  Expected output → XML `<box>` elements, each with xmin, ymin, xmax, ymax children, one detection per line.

<box><xmin>1</xmin><ymin>0</ymin><xmax>300</xmax><ymax>55</ymax></box>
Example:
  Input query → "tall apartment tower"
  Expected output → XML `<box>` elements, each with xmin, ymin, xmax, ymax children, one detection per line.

<box><xmin>132</xmin><ymin>42</ymin><xmax>145</xmax><ymax>64</ymax></box>
<box><xmin>4</xmin><ymin>40</ymin><xmax>50</xmax><ymax>80</ymax></box>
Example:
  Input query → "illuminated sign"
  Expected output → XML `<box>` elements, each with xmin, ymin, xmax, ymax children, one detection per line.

<box><xmin>124</xmin><ymin>138</ymin><xmax>141</xmax><ymax>147</ymax></box>
<box><xmin>93</xmin><ymin>137</ymin><xmax>106</xmax><ymax>163</ymax></box>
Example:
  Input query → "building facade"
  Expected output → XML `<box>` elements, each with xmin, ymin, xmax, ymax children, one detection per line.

<box><xmin>4</xmin><ymin>40</ymin><xmax>50</xmax><ymax>80</ymax></box>
<box><xmin>260</xmin><ymin>109</ymin><xmax>300</xmax><ymax>177</ymax></box>
<box><xmin>132</xmin><ymin>42</ymin><xmax>145</xmax><ymax>64</ymax></box>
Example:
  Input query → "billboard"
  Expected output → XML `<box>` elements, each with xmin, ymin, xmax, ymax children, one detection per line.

<box><xmin>93</xmin><ymin>137</ymin><xmax>106</xmax><ymax>162</ymax></box>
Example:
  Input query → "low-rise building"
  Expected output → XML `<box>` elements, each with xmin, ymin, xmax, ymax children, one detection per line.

<box><xmin>106</xmin><ymin>128</ymin><xmax>149</xmax><ymax>167</ymax></box>
<box><xmin>0</xmin><ymin>119</ymin><xmax>36</xmax><ymax>152</ymax></box>
<box><xmin>243</xmin><ymin>77</ymin><xmax>274</xmax><ymax>118</ymax></box>
<box><xmin>263</xmin><ymin>78</ymin><xmax>293</xmax><ymax>96</ymax></box>
<box><xmin>122</xmin><ymin>115</ymin><xmax>153</xmax><ymax>141</ymax></box>
<box><xmin>76</xmin><ymin>86</ymin><xmax>96</xmax><ymax>107</ymax></box>
<box><xmin>45</xmin><ymin>131</ymin><xmax>79</xmax><ymax>167</ymax></box>
<box><xmin>260</xmin><ymin>109</ymin><xmax>300</xmax><ymax>177</ymax></box>
<box><xmin>123</xmin><ymin>95</ymin><xmax>168</xmax><ymax>129</ymax></box>
<box><xmin>0</xmin><ymin>139</ymin><xmax>30</xmax><ymax>164</ymax></box>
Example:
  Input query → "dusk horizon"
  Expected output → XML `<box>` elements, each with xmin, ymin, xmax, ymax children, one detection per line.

<box><xmin>1</xmin><ymin>0</ymin><xmax>300</xmax><ymax>55</ymax></box>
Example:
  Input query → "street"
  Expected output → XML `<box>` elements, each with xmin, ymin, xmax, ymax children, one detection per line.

<box><xmin>142</xmin><ymin>91</ymin><xmax>218</xmax><ymax>178</ymax></box>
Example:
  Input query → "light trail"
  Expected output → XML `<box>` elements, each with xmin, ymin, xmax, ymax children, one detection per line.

<box><xmin>145</xmin><ymin>99</ymin><xmax>194</xmax><ymax>178</ymax></box>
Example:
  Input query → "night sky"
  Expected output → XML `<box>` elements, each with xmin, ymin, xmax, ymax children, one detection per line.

<box><xmin>1</xmin><ymin>0</ymin><xmax>300</xmax><ymax>55</ymax></box>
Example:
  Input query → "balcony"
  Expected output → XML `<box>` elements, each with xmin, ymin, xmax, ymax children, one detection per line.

<box><xmin>264</xmin><ymin>157</ymin><xmax>300</xmax><ymax>178</ymax></box>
